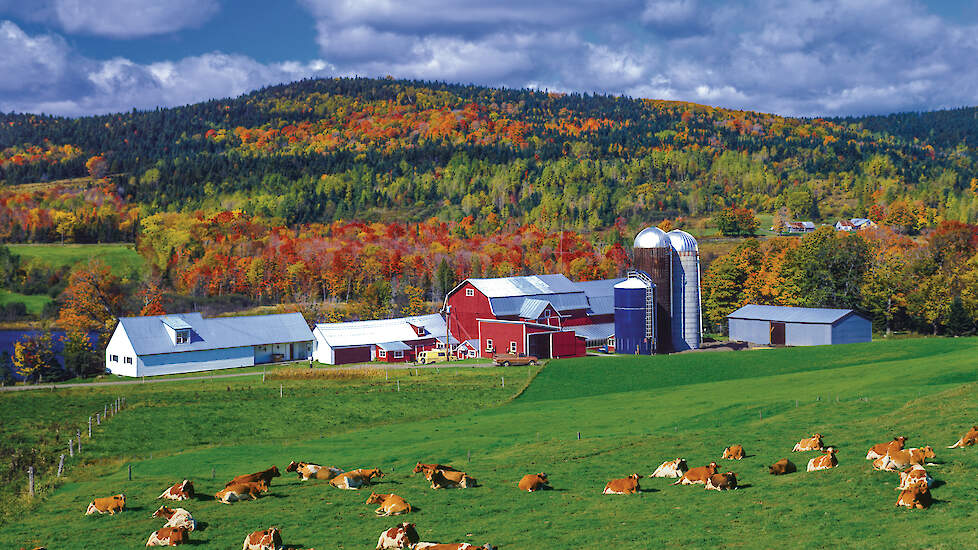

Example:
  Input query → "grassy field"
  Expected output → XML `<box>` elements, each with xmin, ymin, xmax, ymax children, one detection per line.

<box><xmin>0</xmin><ymin>288</ymin><xmax>51</xmax><ymax>315</ymax></box>
<box><xmin>2</xmin><ymin>338</ymin><xmax>977</xmax><ymax>549</ymax></box>
<box><xmin>7</xmin><ymin>243</ymin><xmax>144</xmax><ymax>276</ymax></box>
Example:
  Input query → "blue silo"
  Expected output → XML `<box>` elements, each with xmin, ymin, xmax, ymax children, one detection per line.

<box><xmin>614</xmin><ymin>276</ymin><xmax>654</xmax><ymax>355</ymax></box>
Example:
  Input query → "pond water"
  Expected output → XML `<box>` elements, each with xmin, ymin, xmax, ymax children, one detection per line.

<box><xmin>0</xmin><ymin>329</ymin><xmax>99</xmax><ymax>380</ymax></box>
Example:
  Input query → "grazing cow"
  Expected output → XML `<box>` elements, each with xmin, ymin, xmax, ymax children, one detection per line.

<box><xmin>602</xmin><ymin>473</ymin><xmax>641</xmax><ymax>494</ymax></box>
<box><xmin>721</xmin><ymin>445</ymin><xmax>745</xmax><ymax>460</ymax></box>
<box><xmin>146</xmin><ymin>526</ymin><xmax>189</xmax><ymax>547</ymax></box>
<box><xmin>414</xmin><ymin>544</ymin><xmax>495</xmax><ymax>550</ymax></box>
<box><xmin>424</xmin><ymin>468</ymin><xmax>476</xmax><ymax>489</ymax></box>
<box><xmin>215</xmin><ymin>480</ymin><xmax>267</xmax><ymax>504</ymax></box>
<box><xmin>226</xmin><ymin>466</ymin><xmax>280</xmax><ymax>487</ymax></box>
<box><xmin>705</xmin><ymin>472</ymin><xmax>738</xmax><ymax>491</ymax></box>
<box><xmin>866</xmin><ymin>437</ymin><xmax>907</xmax><ymax>460</ymax></box>
<box><xmin>650</xmin><ymin>458</ymin><xmax>687</xmax><ymax>478</ymax></box>
<box><xmin>897</xmin><ymin>464</ymin><xmax>934</xmax><ymax>490</ymax></box>
<box><xmin>518</xmin><ymin>473</ymin><xmax>550</xmax><ymax>492</ymax></box>
<box><xmin>285</xmin><ymin>460</ymin><xmax>344</xmax><ymax>481</ymax></box>
<box><xmin>242</xmin><ymin>527</ymin><xmax>282</xmax><ymax>550</ymax></box>
<box><xmin>896</xmin><ymin>484</ymin><xmax>932</xmax><ymax>509</ymax></box>
<box><xmin>948</xmin><ymin>426</ymin><xmax>978</xmax><ymax>449</ymax></box>
<box><xmin>875</xmin><ymin>446</ymin><xmax>936</xmax><ymax>471</ymax></box>
<box><xmin>413</xmin><ymin>462</ymin><xmax>458</xmax><ymax>474</ymax></box>
<box><xmin>330</xmin><ymin>468</ymin><xmax>385</xmax><ymax>490</ymax></box>
<box><xmin>158</xmin><ymin>480</ymin><xmax>194</xmax><ymax>501</ymax></box>
<box><xmin>807</xmin><ymin>448</ymin><xmax>838</xmax><ymax>472</ymax></box>
<box><xmin>151</xmin><ymin>506</ymin><xmax>195</xmax><ymax>531</ymax></box>
<box><xmin>768</xmin><ymin>458</ymin><xmax>796</xmax><ymax>475</ymax></box>
<box><xmin>673</xmin><ymin>462</ymin><xmax>719</xmax><ymax>486</ymax></box>
<box><xmin>792</xmin><ymin>433</ymin><xmax>824</xmax><ymax>452</ymax></box>
<box><xmin>85</xmin><ymin>494</ymin><xmax>125</xmax><ymax>515</ymax></box>
<box><xmin>376</xmin><ymin>523</ymin><xmax>420</xmax><ymax>550</ymax></box>
<box><xmin>366</xmin><ymin>493</ymin><xmax>412</xmax><ymax>516</ymax></box>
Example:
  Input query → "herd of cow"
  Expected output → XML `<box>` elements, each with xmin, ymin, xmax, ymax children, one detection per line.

<box><xmin>30</xmin><ymin>424</ymin><xmax>976</xmax><ymax>549</ymax></box>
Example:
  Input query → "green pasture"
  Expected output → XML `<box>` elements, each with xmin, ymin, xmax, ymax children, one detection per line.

<box><xmin>7</xmin><ymin>243</ymin><xmax>144</xmax><ymax>276</ymax></box>
<box><xmin>0</xmin><ymin>288</ymin><xmax>51</xmax><ymax>315</ymax></box>
<box><xmin>2</xmin><ymin>338</ymin><xmax>978</xmax><ymax>549</ymax></box>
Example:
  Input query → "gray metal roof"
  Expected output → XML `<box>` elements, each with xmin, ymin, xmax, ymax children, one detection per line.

<box><xmin>519</xmin><ymin>298</ymin><xmax>553</xmax><ymax>319</ymax></box>
<box><xmin>726</xmin><ymin>304</ymin><xmax>864</xmax><ymax>324</ymax></box>
<box><xmin>571</xmin><ymin>322</ymin><xmax>616</xmax><ymax>341</ymax></box>
<box><xmin>378</xmin><ymin>341</ymin><xmax>412</xmax><ymax>352</ymax></box>
<box><xmin>314</xmin><ymin>314</ymin><xmax>446</xmax><ymax>347</ymax></box>
<box><xmin>490</xmin><ymin>293</ymin><xmax>589</xmax><ymax>316</ymax></box>
<box><xmin>161</xmin><ymin>316</ymin><xmax>192</xmax><ymax>330</ymax></box>
<box><xmin>119</xmin><ymin>312</ymin><xmax>313</xmax><ymax>356</ymax></box>
<box><xmin>576</xmin><ymin>278</ymin><xmax>624</xmax><ymax>316</ymax></box>
<box><xmin>467</xmin><ymin>274</ymin><xmax>582</xmax><ymax>298</ymax></box>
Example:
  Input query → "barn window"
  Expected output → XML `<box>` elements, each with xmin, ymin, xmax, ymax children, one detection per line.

<box><xmin>467</xmin><ymin>350</ymin><xmax>477</xmax><ymax>358</ymax></box>
<box><xmin>509</xmin><ymin>341</ymin><xmax>518</xmax><ymax>353</ymax></box>
<box><xmin>485</xmin><ymin>339</ymin><xmax>494</xmax><ymax>352</ymax></box>
<box><xmin>124</xmin><ymin>357</ymin><xmax>133</xmax><ymax>364</ymax></box>
<box><xmin>378</xmin><ymin>349</ymin><xmax>387</xmax><ymax>358</ymax></box>
<box><xmin>465</xmin><ymin>288</ymin><xmax>474</xmax><ymax>297</ymax></box>
<box><xmin>110</xmin><ymin>354</ymin><xmax>118</xmax><ymax>362</ymax></box>
<box><xmin>175</xmin><ymin>329</ymin><xmax>190</xmax><ymax>344</ymax></box>
<box><xmin>394</xmin><ymin>350</ymin><xmax>404</xmax><ymax>359</ymax></box>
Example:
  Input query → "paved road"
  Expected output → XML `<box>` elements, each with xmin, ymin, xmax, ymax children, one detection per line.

<box><xmin>0</xmin><ymin>361</ymin><xmax>498</xmax><ymax>392</ymax></box>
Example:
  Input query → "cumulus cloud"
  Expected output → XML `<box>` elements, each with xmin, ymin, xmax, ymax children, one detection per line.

<box><xmin>0</xmin><ymin>0</ymin><xmax>220</xmax><ymax>38</ymax></box>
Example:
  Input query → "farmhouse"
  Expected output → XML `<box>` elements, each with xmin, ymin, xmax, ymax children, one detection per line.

<box><xmin>835</xmin><ymin>218</ymin><xmax>878</xmax><ymax>231</ymax></box>
<box><xmin>727</xmin><ymin>304</ymin><xmax>871</xmax><ymax>346</ymax></box>
<box><xmin>105</xmin><ymin>312</ymin><xmax>314</xmax><ymax>376</ymax></box>
<box><xmin>312</xmin><ymin>314</ymin><xmax>452</xmax><ymax>365</ymax></box>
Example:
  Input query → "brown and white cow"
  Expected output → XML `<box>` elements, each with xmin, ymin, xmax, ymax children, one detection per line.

<box><xmin>897</xmin><ymin>464</ymin><xmax>934</xmax><ymax>490</ymax></box>
<box><xmin>424</xmin><ymin>468</ymin><xmax>476</xmax><ymax>490</ymax></box>
<box><xmin>948</xmin><ymin>426</ymin><xmax>978</xmax><ymax>449</ymax></box>
<box><xmin>896</xmin><ymin>483</ymin><xmax>932</xmax><ymax>509</ymax></box>
<box><xmin>242</xmin><ymin>527</ymin><xmax>282</xmax><ymax>550</ymax></box>
<box><xmin>806</xmin><ymin>447</ymin><xmax>838</xmax><ymax>472</ymax></box>
<box><xmin>85</xmin><ymin>494</ymin><xmax>125</xmax><ymax>515</ymax></box>
<box><xmin>792</xmin><ymin>433</ymin><xmax>824</xmax><ymax>452</ymax></box>
<box><xmin>705</xmin><ymin>472</ymin><xmax>738</xmax><ymax>491</ymax></box>
<box><xmin>650</xmin><ymin>458</ymin><xmax>687</xmax><ymax>478</ymax></box>
<box><xmin>158</xmin><ymin>480</ymin><xmax>194</xmax><ymax>501</ymax></box>
<box><xmin>376</xmin><ymin>523</ymin><xmax>420</xmax><ymax>550</ymax></box>
<box><xmin>285</xmin><ymin>460</ymin><xmax>344</xmax><ymax>481</ymax></box>
<box><xmin>768</xmin><ymin>458</ymin><xmax>797</xmax><ymax>475</ymax></box>
<box><xmin>518</xmin><ymin>473</ymin><xmax>550</xmax><ymax>492</ymax></box>
<box><xmin>413</xmin><ymin>462</ymin><xmax>459</xmax><ymax>474</ymax></box>
<box><xmin>721</xmin><ymin>445</ymin><xmax>745</xmax><ymax>460</ymax></box>
<box><xmin>146</xmin><ymin>526</ymin><xmax>190</xmax><ymax>547</ymax></box>
<box><xmin>673</xmin><ymin>462</ymin><xmax>719</xmax><ymax>485</ymax></box>
<box><xmin>414</xmin><ymin>544</ymin><xmax>496</xmax><ymax>550</ymax></box>
<box><xmin>330</xmin><ymin>468</ymin><xmax>385</xmax><ymax>490</ymax></box>
<box><xmin>366</xmin><ymin>492</ymin><xmax>412</xmax><ymax>516</ymax></box>
<box><xmin>226</xmin><ymin>466</ymin><xmax>280</xmax><ymax>487</ymax></box>
<box><xmin>151</xmin><ymin>506</ymin><xmax>195</xmax><ymax>531</ymax></box>
<box><xmin>603</xmin><ymin>473</ymin><xmax>641</xmax><ymax>494</ymax></box>
<box><xmin>215</xmin><ymin>480</ymin><xmax>267</xmax><ymax>504</ymax></box>
<box><xmin>875</xmin><ymin>446</ymin><xmax>937</xmax><ymax>471</ymax></box>
<box><xmin>866</xmin><ymin>436</ymin><xmax>907</xmax><ymax>460</ymax></box>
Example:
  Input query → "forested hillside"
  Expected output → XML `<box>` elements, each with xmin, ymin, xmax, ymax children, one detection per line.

<box><xmin>2</xmin><ymin>77</ymin><xmax>977</xmax><ymax>234</ymax></box>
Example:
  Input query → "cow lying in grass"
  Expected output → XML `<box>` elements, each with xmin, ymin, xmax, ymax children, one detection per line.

<box><xmin>873</xmin><ymin>446</ymin><xmax>936</xmax><ymax>471</ymax></box>
<box><xmin>376</xmin><ymin>523</ymin><xmax>419</xmax><ymax>549</ymax></box>
<box><xmin>366</xmin><ymin>492</ymin><xmax>412</xmax><ymax>516</ymax></box>
<box><xmin>242</xmin><ymin>527</ymin><xmax>282</xmax><ymax>550</ymax></box>
<box><xmin>948</xmin><ymin>426</ymin><xmax>978</xmax><ymax>449</ymax></box>
<box><xmin>226</xmin><ymin>466</ymin><xmax>280</xmax><ymax>488</ymax></box>
<box><xmin>896</xmin><ymin>483</ymin><xmax>932</xmax><ymax>509</ymax></box>
<box><xmin>807</xmin><ymin>448</ymin><xmax>838</xmax><ymax>472</ymax></box>
<box><xmin>705</xmin><ymin>472</ymin><xmax>738</xmax><ymax>491</ymax></box>
<box><xmin>286</xmin><ymin>460</ymin><xmax>344</xmax><ymax>481</ymax></box>
<box><xmin>158</xmin><ymin>480</ymin><xmax>194</xmax><ymax>501</ymax></box>
<box><xmin>152</xmin><ymin>506</ymin><xmax>195</xmax><ymax>531</ymax></box>
<box><xmin>215</xmin><ymin>480</ymin><xmax>267</xmax><ymax>504</ymax></box>
<box><xmin>768</xmin><ymin>458</ymin><xmax>796</xmax><ymax>475</ymax></box>
<box><xmin>414</xmin><ymin>544</ymin><xmax>496</xmax><ymax>550</ymax></box>
<box><xmin>721</xmin><ymin>445</ymin><xmax>745</xmax><ymax>460</ymax></box>
<box><xmin>146</xmin><ymin>526</ymin><xmax>189</xmax><ymax>546</ymax></box>
<box><xmin>792</xmin><ymin>433</ymin><xmax>824</xmax><ymax>452</ymax></box>
<box><xmin>518</xmin><ymin>473</ymin><xmax>550</xmax><ymax>492</ymax></box>
<box><xmin>673</xmin><ymin>462</ymin><xmax>719</xmax><ymax>485</ymax></box>
<box><xmin>866</xmin><ymin>437</ymin><xmax>907</xmax><ymax>460</ymax></box>
<box><xmin>650</xmin><ymin>458</ymin><xmax>687</xmax><ymax>478</ymax></box>
<box><xmin>423</xmin><ymin>467</ymin><xmax>476</xmax><ymax>489</ymax></box>
<box><xmin>413</xmin><ymin>462</ymin><xmax>458</xmax><ymax>474</ymax></box>
<box><xmin>330</xmin><ymin>468</ymin><xmax>385</xmax><ymax>490</ymax></box>
<box><xmin>603</xmin><ymin>473</ymin><xmax>640</xmax><ymax>494</ymax></box>
<box><xmin>897</xmin><ymin>464</ymin><xmax>934</xmax><ymax>490</ymax></box>
<box><xmin>85</xmin><ymin>494</ymin><xmax>125</xmax><ymax>515</ymax></box>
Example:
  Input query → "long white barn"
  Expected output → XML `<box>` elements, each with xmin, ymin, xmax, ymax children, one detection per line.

<box><xmin>105</xmin><ymin>312</ymin><xmax>314</xmax><ymax>377</ymax></box>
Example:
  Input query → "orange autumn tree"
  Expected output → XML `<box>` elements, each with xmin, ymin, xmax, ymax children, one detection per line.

<box><xmin>138</xmin><ymin>282</ymin><xmax>166</xmax><ymax>316</ymax></box>
<box><xmin>85</xmin><ymin>155</ymin><xmax>108</xmax><ymax>179</ymax></box>
<box><xmin>58</xmin><ymin>260</ymin><xmax>123</xmax><ymax>336</ymax></box>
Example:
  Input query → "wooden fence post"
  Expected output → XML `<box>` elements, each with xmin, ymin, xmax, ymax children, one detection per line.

<box><xmin>57</xmin><ymin>455</ymin><xmax>65</xmax><ymax>477</ymax></box>
<box><xmin>128</xmin><ymin>464</ymin><xmax>132</xmax><ymax>481</ymax></box>
<box><xmin>77</xmin><ymin>430</ymin><xmax>81</xmax><ymax>453</ymax></box>
<box><xmin>89</xmin><ymin>416</ymin><xmax>92</xmax><ymax>438</ymax></box>
<box><xmin>280</xmin><ymin>384</ymin><xmax>283</xmax><ymax>398</ymax></box>
<box><xmin>501</xmin><ymin>376</ymin><xmax>505</xmax><ymax>388</ymax></box>
<box><xmin>396</xmin><ymin>380</ymin><xmax>400</xmax><ymax>392</ymax></box>
<box><xmin>28</xmin><ymin>466</ymin><xmax>34</xmax><ymax>497</ymax></box>
<box><xmin>104</xmin><ymin>404</ymin><xmax>108</xmax><ymax>418</ymax></box>
<box><xmin>97</xmin><ymin>412</ymin><xmax>101</xmax><ymax>425</ymax></box>
<box><xmin>68</xmin><ymin>438</ymin><xmax>73</xmax><ymax>457</ymax></box>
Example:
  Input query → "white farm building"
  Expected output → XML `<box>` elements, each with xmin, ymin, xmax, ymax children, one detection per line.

<box><xmin>105</xmin><ymin>312</ymin><xmax>314</xmax><ymax>377</ymax></box>
<box><xmin>727</xmin><ymin>305</ymin><xmax>871</xmax><ymax>346</ymax></box>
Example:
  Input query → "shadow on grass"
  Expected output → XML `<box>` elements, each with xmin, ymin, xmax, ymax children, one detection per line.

<box><xmin>638</xmin><ymin>488</ymin><xmax>659</xmax><ymax>493</ymax></box>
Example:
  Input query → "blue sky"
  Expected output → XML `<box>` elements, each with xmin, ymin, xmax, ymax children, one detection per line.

<box><xmin>0</xmin><ymin>0</ymin><xmax>976</xmax><ymax>117</ymax></box>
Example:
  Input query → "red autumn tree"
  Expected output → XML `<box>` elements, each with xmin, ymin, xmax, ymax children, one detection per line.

<box><xmin>138</xmin><ymin>282</ymin><xmax>167</xmax><ymax>316</ymax></box>
<box><xmin>57</xmin><ymin>260</ymin><xmax>123</xmax><ymax>334</ymax></box>
<box><xmin>85</xmin><ymin>155</ymin><xmax>108</xmax><ymax>179</ymax></box>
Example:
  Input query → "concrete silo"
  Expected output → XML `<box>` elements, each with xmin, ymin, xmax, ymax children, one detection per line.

<box><xmin>667</xmin><ymin>229</ymin><xmax>701</xmax><ymax>351</ymax></box>
<box><xmin>633</xmin><ymin>227</ymin><xmax>672</xmax><ymax>353</ymax></box>
<box><xmin>613</xmin><ymin>276</ymin><xmax>654</xmax><ymax>355</ymax></box>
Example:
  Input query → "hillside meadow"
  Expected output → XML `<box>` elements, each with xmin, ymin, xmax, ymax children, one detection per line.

<box><xmin>2</xmin><ymin>338</ymin><xmax>978</xmax><ymax>548</ymax></box>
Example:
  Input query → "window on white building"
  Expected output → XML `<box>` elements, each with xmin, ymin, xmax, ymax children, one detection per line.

<box><xmin>467</xmin><ymin>349</ymin><xmax>477</xmax><ymax>358</ymax></box>
<box><xmin>110</xmin><ymin>354</ymin><xmax>118</xmax><ymax>362</ymax></box>
<box><xmin>175</xmin><ymin>329</ymin><xmax>190</xmax><ymax>344</ymax></box>
<box><xmin>485</xmin><ymin>339</ymin><xmax>494</xmax><ymax>352</ymax></box>
<box><xmin>465</xmin><ymin>288</ymin><xmax>474</xmax><ymax>296</ymax></box>
<box><xmin>378</xmin><ymin>349</ymin><xmax>387</xmax><ymax>358</ymax></box>
<box><xmin>510</xmin><ymin>341</ymin><xmax>518</xmax><ymax>353</ymax></box>
<box><xmin>124</xmin><ymin>357</ymin><xmax>133</xmax><ymax>364</ymax></box>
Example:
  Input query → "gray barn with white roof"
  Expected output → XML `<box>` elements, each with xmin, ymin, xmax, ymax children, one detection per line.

<box><xmin>727</xmin><ymin>305</ymin><xmax>871</xmax><ymax>346</ymax></box>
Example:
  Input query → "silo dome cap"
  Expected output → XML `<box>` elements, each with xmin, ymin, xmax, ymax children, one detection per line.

<box><xmin>667</xmin><ymin>229</ymin><xmax>698</xmax><ymax>252</ymax></box>
<box><xmin>614</xmin><ymin>277</ymin><xmax>649</xmax><ymax>289</ymax></box>
<box><xmin>633</xmin><ymin>226</ymin><xmax>670</xmax><ymax>248</ymax></box>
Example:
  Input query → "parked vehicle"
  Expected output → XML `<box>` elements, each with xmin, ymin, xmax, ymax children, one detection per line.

<box><xmin>416</xmin><ymin>349</ymin><xmax>448</xmax><ymax>365</ymax></box>
<box><xmin>492</xmin><ymin>353</ymin><xmax>539</xmax><ymax>367</ymax></box>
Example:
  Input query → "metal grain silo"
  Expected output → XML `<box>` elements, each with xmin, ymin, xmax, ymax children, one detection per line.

<box><xmin>633</xmin><ymin>227</ymin><xmax>672</xmax><ymax>353</ymax></box>
<box><xmin>667</xmin><ymin>229</ymin><xmax>701</xmax><ymax>351</ymax></box>
<box><xmin>614</xmin><ymin>276</ymin><xmax>653</xmax><ymax>355</ymax></box>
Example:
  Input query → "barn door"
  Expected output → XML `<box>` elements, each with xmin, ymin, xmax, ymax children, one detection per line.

<box><xmin>770</xmin><ymin>322</ymin><xmax>786</xmax><ymax>345</ymax></box>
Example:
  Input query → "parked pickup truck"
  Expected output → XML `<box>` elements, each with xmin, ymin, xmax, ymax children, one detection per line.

<box><xmin>492</xmin><ymin>353</ymin><xmax>539</xmax><ymax>367</ymax></box>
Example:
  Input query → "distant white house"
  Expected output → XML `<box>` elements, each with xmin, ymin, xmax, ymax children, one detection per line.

<box><xmin>312</xmin><ymin>313</ymin><xmax>456</xmax><ymax>365</ymax></box>
<box><xmin>105</xmin><ymin>312</ymin><xmax>313</xmax><ymax>377</ymax></box>
<box><xmin>835</xmin><ymin>218</ymin><xmax>877</xmax><ymax>232</ymax></box>
<box><xmin>783</xmin><ymin>221</ymin><xmax>816</xmax><ymax>233</ymax></box>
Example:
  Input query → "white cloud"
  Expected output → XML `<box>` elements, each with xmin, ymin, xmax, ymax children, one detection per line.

<box><xmin>0</xmin><ymin>0</ymin><xmax>220</xmax><ymax>38</ymax></box>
